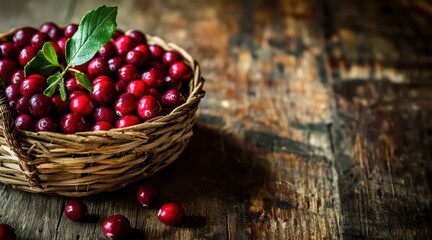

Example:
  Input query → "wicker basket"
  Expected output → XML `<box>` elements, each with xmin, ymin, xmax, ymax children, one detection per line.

<box><xmin>0</xmin><ymin>29</ymin><xmax>205</xmax><ymax>197</ymax></box>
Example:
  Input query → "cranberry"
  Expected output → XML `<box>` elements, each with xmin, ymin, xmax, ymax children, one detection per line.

<box><xmin>102</xmin><ymin>214</ymin><xmax>131</xmax><ymax>240</ymax></box>
<box><xmin>125</xmin><ymin>50</ymin><xmax>147</xmax><ymax>67</ymax></box>
<box><xmin>0</xmin><ymin>59</ymin><xmax>18</xmax><ymax>84</ymax></box>
<box><xmin>11</xmin><ymin>70</ymin><xmax>25</xmax><ymax>85</ymax></box>
<box><xmin>49</xmin><ymin>41</ymin><xmax>63</xmax><ymax>58</ymax></box>
<box><xmin>116</xmin><ymin>115</ymin><xmax>141</xmax><ymax>128</ymax></box>
<box><xmin>114</xmin><ymin>35</ymin><xmax>135</xmax><ymax>56</ymax></box>
<box><xmin>147</xmin><ymin>62</ymin><xmax>165</xmax><ymax>71</ymax></box>
<box><xmin>88</xmin><ymin>57</ymin><xmax>109</xmax><ymax>76</ymax></box>
<box><xmin>93</xmin><ymin>106</ymin><xmax>117</xmax><ymax>124</ymax></box>
<box><xmin>18</xmin><ymin>46</ymin><xmax>38</xmax><ymax>66</ymax></box>
<box><xmin>13</xmin><ymin>27</ymin><xmax>37</xmax><ymax>49</ymax></box>
<box><xmin>169</xmin><ymin>62</ymin><xmax>192</xmax><ymax>81</ymax></box>
<box><xmin>149</xmin><ymin>45</ymin><xmax>165</xmax><ymax>62</ymax></box>
<box><xmin>29</xmin><ymin>94</ymin><xmax>53</xmax><ymax>117</ymax></box>
<box><xmin>115</xmin><ymin>80</ymin><xmax>128</xmax><ymax>94</ymax></box>
<box><xmin>161</xmin><ymin>89</ymin><xmax>185</xmax><ymax>109</ymax></box>
<box><xmin>91</xmin><ymin>76</ymin><xmax>116</xmax><ymax>105</ymax></box>
<box><xmin>8</xmin><ymin>101</ymin><xmax>16</xmax><ymax>109</ymax></box>
<box><xmin>64</xmin><ymin>199</ymin><xmax>87</xmax><ymax>222</ymax></box>
<box><xmin>98</xmin><ymin>41</ymin><xmax>116</xmax><ymax>59</ymax></box>
<box><xmin>148</xmin><ymin>88</ymin><xmax>162</xmax><ymax>101</ymax></box>
<box><xmin>57</xmin><ymin>37</ymin><xmax>68</xmax><ymax>53</ymax></box>
<box><xmin>51</xmin><ymin>95</ymin><xmax>69</xmax><ymax>114</ymax></box>
<box><xmin>126</xmin><ymin>80</ymin><xmax>149</xmax><ymax>98</ymax></box>
<box><xmin>60</xmin><ymin>113</ymin><xmax>86</xmax><ymax>134</ymax></box>
<box><xmin>127</xmin><ymin>30</ymin><xmax>146</xmax><ymax>45</ymax></box>
<box><xmin>158</xmin><ymin>203</ymin><xmax>185</xmax><ymax>226</ymax></box>
<box><xmin>137</xmin><ymin>95</ymin><xmax>161</xmax><ymax>121</ymax></box>
<box><xmin>6</xmin><ymin>84</ymin><xmax>21</xmax><ymax>102</ymax></box>
<box><xmin>142</xmin><ymin>69</ymin><xmax>164</xmax><ymax>88</ymax></box>
<box><xmin>15</xmin><ymin>96</ymin><xmax>30</xmax><ymax>114</ymax></box>
<box><xmin>92</xmin><ymin>121</ymin><xmax>114</xmax><ymax>131</ymax></box>
<box><xmin>71</xmin><ymin>62</ymin><xmax>89</xmax><ymax>75</ymax></box>
<box><xmin>64</xmin><ymin>24</ymin><xmax>78</xmax><ymax>38</ymax></box>
<box><xmin>65</xmin><ymin>77</ymin><xmax>80</xmax><ymax>92</ymax></box>
<box><xmin>108</xmin><ymin>57</ymin><xmax>124</xmax><ymax>73</ymax></box>
<box><xmin>20</xmin><ymin>74</ymin><xmax>46</xmax><ymax>97</ymax></box>
<box><xmin>70</xmin><ymin>94</ymin><xmax>94</xmax><ymax>117</ymax></box>
<box><xmin>162</xmin><ymin>51</ymin><xmax>183</xmax><ymax>66</ymax></box>
<box><xmin>112</xmin><ymin>29</ymin><xmax>125</xmax><ymax>40</ymax></box>
<box><xmin>0</xmin><ymin>42</ymin><xmax>18</xmax><ymax>60</ymax></box>
<box><xmin>35</xmin><ymin>117</ymin><xmax>58</xmax><ymax>132</ymax></box>
<box><xmin>114</xmin><ymin>93</ymin><xmax>138</xmax><ymax>117</ymax></box>
<box><xmin>137</xmin><ymin>183</ymin><xmax>157</xmax><ymax>207</ymax></box>
<box><xmin>68</xmin><ymin>90</ymin><xmax>88</xmax><ymax>100</ymax></box>
<box><xmin>163</xmin><ymin>75</ymin><xmax>182</xmax><ymax>90</ymax></box>
<box><xmin>30</xmin><ymin>32</ymin><xmax>50</xmax><ymax>49</ymax></box>
<box><xmin>0</xmin><ymin>223</ymin><xmax>16</xmax><ymax>240</ymax></box>
<box><xmin>40</xmin><ymin>22</ymin><xmax>62</xmax><ymax>40</ymax></box>
<box><xmin>15</xmin><ymin>114</ymin><xmax>35</xmax><ymax>131</ymax></box>
<box><xmin>117</xmin><ymin>64</ymin><xmax>140</xmax><ymax>83</ymax></box>
<box><xmin>133</xmin><ymin>44</ymin><xmax>151</xmax><ymax>57</ymax></box>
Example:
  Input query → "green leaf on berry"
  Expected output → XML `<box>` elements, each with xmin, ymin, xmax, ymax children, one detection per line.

<box><xmin>24</xmin><ymin>42</ymin><xmax>62</xmax><ymax>77</ymax></box>
<box><xmin>42</xmin><ymin>41</ymin><xmax>60</xmax><ymax>65</ymax></box>
<box><xmin>59</xmin><ymin>78</ymin><xmax>67</xmax><ymax>101</ymax></box>
<box><xmin>74</xmin><ymin>71</ymin><xmax>92</xmax><ymax>92</ymax></box>
<box><xmin>66</xmin><ymin>5</ymin><xmax>118</xmax><ymax>66</ymax></box>
<box><xmin>43</xmin><ymin>71</ymin><xmax>62</xmax><ymax>97</ymax></box>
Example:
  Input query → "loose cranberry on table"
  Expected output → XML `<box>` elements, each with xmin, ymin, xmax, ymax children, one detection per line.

<box><xmin>117</xmin><ymin>64</ymin><xmax>140</xmax><ymax>83</ymax></box>
<box><xmin>64</xmin><ymin>199</ymin><xmax>87</xmax><ymax>222</ymax></box>
<box><xmin>13</xmin><ymin>27</ymin><xmax>37</xmax><ymax>49</ymax></box>
<box><xmin>0</xmin><ymin>59</ymin><xmax>18</xmax><ymax>84</ymax></box>
<box><xmin>70</xmin><ymin>94</ymin><xmax>94</xmax><ymax>117</ymax></box>
<box><xmin>126</xmin><ymin>80</ymin><xmax>149</xmax><ymax>98</ymax></box>
<box><xmin>114</xmin><ymin>93</ymin><xmax>138</xmax><ymax>117</ymax></box>
<box><xmin>20</xmin><ymin>74</ymin><xmax>46</xmax><ymax>97</ymax></box>
<box><xmin>0</xmin><ymin>223</ymin><xmax>16</xmax><ymax>240</ymax></box>
<box><xmin>162</xmin><ymin>51</ymin><xmax>183</xmax><ymax>66</ymax></box>
<box><xmin>92</xmin><ymin>121</ymin><xmax>114</xmax><ymax>131</ymax></box>
<box><xmin>35</xmin><ymin>117</ymin><xmax>58</xmax><ymax>132</ymax></box>
<box><xmin>30</xmin><ymin>32</ymin><xmax>50</xmax><ymax>49</ymax></box>
<box><xmin>102</xmin><ymin>214</ymin><xmax>131</xmax><ymax>240</ymax></box>
<box><xmin>29</xmin><ymin>94</ymin><xmax>53</xmax><ymax>118</ymax></box>
<box><xmin>137</xmin><ymin>183</ymin><xmax>158</xmax><ymax>207</ymax></box>
<box><xmin>18</xmin><ymin>46</ymin><xmax>38</xmax><ymax>66</ymax></box>
<box><xmin>88</xmin><ymin>57</ymin><xmax>110</xmax><ymax>77</ymax></box>
<box><xmin>161</xmin><ymin>89</ymin><xmax>185</xmax><ymax>110</ymax></box>
<box><xmin>116</xmin><ymin>115</ymin><xmax>141</xmax><ymax>128</ymax></box>
<box><xmin>114</xmin><ymin>35</ymin><xmax>135</xmax><ymax>56</ymax></box>
<box><xmin>127</xmin><ymin>30</ymin><xmax>146</xmax><ymax>45</ymax></box>
<box><xmin>15</xmin><ymin>114</ymin><xmax>35</xmax><ymax>131</ymax></box>
<box><xmin>169</xmin><ymin>61</ymin><xmax>193</xmax><ymax>81</ymax></box>
<box><xmin>0</xmin><ymin>42</ymin><xmax>18</xmax><ymax>60</ymax></box>
<box><xmin>91</xmin><ymin>76</ymin><xmax>116</xmax><ymax>105</ymax></box>
<box><xmin>142</xmin><ymin>68</ymin><xmax>164</xmax><ymax>88</ymax></box>
<box><xmin>64</xmin><ymin>23</ymin><xmax>78</xmax><ymax>38</ymax></box>
<box><xmin>137</xmin><ymin>95</ymin><xmax>161</xmax><ymax>121</ymax></box>
<box><xmin>93</xmin><ymin>106</ymin><xmax>117</xmax><ymax>124</ymax></box>
<box><xmin>158</xmin><ymin>203</ymin><xmax>185</xmax><ymax>226</ymax></box>
<box><xmin>60</xmin><ymin>113</ymin><xmax>86</xmax><ymax>134</ymax></box>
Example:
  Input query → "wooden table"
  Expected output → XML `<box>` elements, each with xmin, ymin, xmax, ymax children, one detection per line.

<box><xmin>0</xmin><ymin>0</ymin><xmax>431</xmax><ymax>239</ymax></box>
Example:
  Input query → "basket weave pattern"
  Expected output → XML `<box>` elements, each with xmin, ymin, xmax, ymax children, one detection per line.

<box><xmin>0</xmin><ymin>29</ymin><xmax>205</xmax><ymax>197</ymax></box>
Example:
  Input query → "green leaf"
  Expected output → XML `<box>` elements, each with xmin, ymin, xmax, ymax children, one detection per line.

<box><xmin>66</xmin><ymin>5</ymin><xmax>118</xmax><ymax>66</ymax></box>
<box><xmin>59</xmin><ymin>78</ymin><xmax>67</xmax><ymax>101</ymax></box>
<box><xmin>43</xmin><ymin>72</ymin><xmax>62</xmax><ymax>97</ymax></box>
<box><xmin>42</xmin><ymin>42</ymin><xmax>59</xmax><ymax>65</ymax></box>
<box><xmin>24</xmin><ymin>42</ymin><xmax>62</xmax><ymax>77</ymax></box>
<box><xmin>74</xmin><ymin>71</ymin><xmax>92</xmax><ymax>91</ymax></box>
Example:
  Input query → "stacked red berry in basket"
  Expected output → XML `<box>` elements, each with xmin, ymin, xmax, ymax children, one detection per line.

<box><xmin>2</xmin><ymin>22</ymin><xmax>192</xmax><ymax>134</ymax></box>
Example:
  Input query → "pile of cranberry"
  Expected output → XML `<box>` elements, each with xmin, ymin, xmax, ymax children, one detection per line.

<box><xmin>2</xmin><ymin>22</ymin><xmax>192</xmax><ymax>134</ymax></box>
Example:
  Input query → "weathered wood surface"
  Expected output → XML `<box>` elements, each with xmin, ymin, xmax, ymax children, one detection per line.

<box><xmin>0</xmin><ymin>0</ymin><xmax>430</xmax><ymax>239</ymax></box>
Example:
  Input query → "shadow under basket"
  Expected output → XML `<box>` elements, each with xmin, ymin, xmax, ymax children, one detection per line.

<box><xmin>0</xmin><ymin>29</ymin><xmax>205</xmax><ymax>197</ymax></box>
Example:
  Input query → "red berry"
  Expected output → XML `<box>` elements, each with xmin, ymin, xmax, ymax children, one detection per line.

<box><xmin>88</xmin><ymin>57</ymin><xmax>109</xmax><ymax>77</ymax></box>
<box><xmin>114</xmin><ymin>93</ymin><xmax>138</xmax><ymax>117</ymax></box>
<box><xmin>108</xmin><ymin>57</ymin><xmax>124</xmax><ymax>73</ymax></box>
<box><xmin>64</xmin><ymin>24</ymin><xmax>78</xmax><ymax>38</ymax></box>
<box><xmin>70</xmin><ymin>94</ymin><xmax>94</xmax><ymax>117</ymax></box>
<box><xmin>64</xmin><ymin>199</ymin><xmax>87</xmax><ymax>222</ymax></box>
<box><xmin>40</xmin><ymin>22</ymin><xmax>62</xmax><ymax>40</ymax></box>
<box><xmin>93</xmin><ymin>106</ymin><xmax>117</xmax><ymax>124</ymax></box>
<box><xmin>13</xmin><ymin>27</ymin><xmax>37</xmax><ymax>49</ymax></box>
<box><xmin>133</xmin><ymin>44</ymin><xmax>151</xmax><ymax>58</ymax></box>
<box><xmin>115</xmin><ymin>80</ymin><xmax>129</xmax><ymax>94</ymax></box>
<box><xmin>11</xmin><ymin>69</ymin><xmax>25</xmax><ymax>85</ymax></box>
<box><xmin>6</xmin><ymin>84</ymin><xmax>21</xmax><ymax>102</ymax></box>
<box><xmin>18</xmin><ymin>46</ymin><xmax>38</xmax><ymax>66</ymax></box>
<box><xmin>0</xmin><ymin>42</ymin><xmax>18</xmax><ymax>60</ymax></box>
<box><xmin>116</xmin><ymin>115</ymin><xmax>141</xmax><ymax>128</ymax></box>
<box><xmin>60</xmin><ymin>113</ymin><xmax>86</xmax><ymax>134</ymax></box>
<box><xmin>148</xmin><ymin>88</ymin><xmax>162</xmax><ymax>101</ymax></box>
<box><xmin>51</xmin><ymin>95</ymin><xmax>69</xmax><ymax>114</ymax></box>
<box><xmin>161</xmin><ymin>89</ymin><xmax>185</xmax><ymax>109</ymax></box>
<box><xmin>137</xmin><ymin>183</ymin><xmax>157</xmax><ymax>207</ymax></box>
<box><xmin>114</xmin><ymin>35</ymin><xmax>135</xmax><ymax>56</ymax></box>
<box><xmin>169</xmin><ymin>62</ymin><xmax>192</xmax><ymax>81</ymax></box>
<box><xmin>117</xmin><ymin>64</ymin><xmax>140</xmax><ymax>83</ymax></box>
<box><xmin>99</xmin><ymin>41</ymin><xmax>116</xmax><ymax>60</ymax></box>
<box><xmin>20</xmin><ymin>74</ymin><xmax>46</xmax><ymax>97</ymax></box>
<box><xmin>112</xmin><ymin>29</ymin><xmax>124</xmax><ymax>40</ymax></box>
<box><xmin>15</xmin><ymin>96</ymin><xmax>30</xmax><ymax>114</ymax></box>
<box><xmin>65</xmin><ymin>77</ymin><xmax>80</xmax><ymax>92</ymax></box>
<box><xmin>15</xmin><ymin>114</ymin><xmax>35</xmax><ymax>131</ymax></box>
<box><xmin>49</xmin><ymin>41</ymin><xmax>63</xmax><ymax>58</ymax></box>
<box><xmin>126</xmin><ymin>80</ymin><xmax>149</xmax><ymax>98</ymax></box>
<box><xmin>91</xmin><ymin>76</ymin><xmax>116</xmax><ymax>105</ymax></box>
<box><xmin>57</xmin><ymin>37</ymin><xmax>68</xmax><ymax>53</ymax></box>
<box><xmin>35</xmin><ymin>117</ymin><xmax>58</xmax><ymax>132</ymax></box>
<box><xmin>147</xmin><ymin>62</ymin><xmax>165</xmax><ymax>71</ymax></box>
<box><xmin>162</xmin><ymin>51</ymin><xmax>183</xmax><ymax>66</ymax></box>
<box><xmin>68</xmin><ymin>90</ymin><xmax>87</xmax><ymax>100</ymax></box>
<box><xmin>142</xmin><ymin>69</ymin><xmax>163</xmax><ymax>88</ymax></box>
<box><xmin>158</xmin><ymin>203</ymin><xmax>185</xmax><ymax>226</ymax></box>
<box><xmin>30</xmin><ymin>32</ymin><xmax>50</xmax><ymax>49</ymax></box>
<box><xmin>149</xmin><ymin>45</ymin><xmax>165</xmax><ymax>62</ymax></box>
<box><xmin>125</xmin><ymin>50</ymin><xmax>147</xmax><ymax>67</ymax></box>
<box><xmin>71</xmin><ymin>62</ymin><xmax>89</xmax><ymax>75</ymax></box>
<box><xmin>29</xmin><ymin>94</ymin><xmax>53</xmax><ymax>118</ymax></box>
<box><xmin>127</xmin><ymin>30</ymin><xmax>146</xmax><ymax>45</ymax></box>
<box><xmin>163</xmin><ymin>75</ymin><xmax>182</xmax><ymax>90</ymax></box>
<box><xmin>91</xmin><ymin>121</ymin><xmax>114</xmax><ymax>131</ymax></box>
<box><xmin>0</xmin><ymin>59</ymin><xmax>18</xmax><ymax>84</ymax></box>
<box><xmin>0</xmin><ymin>223</ymin><xmax>16</xmax><ymax>240</ymax></box>
<box><xmin>137</xmin><ymin>95</ymin><xmax>161</xmax><ymax>121</ymax></box>
<box><xmin>102</xmin><ymin>214</ymin><xmax>131</xmax><ymax>240</ymax></box>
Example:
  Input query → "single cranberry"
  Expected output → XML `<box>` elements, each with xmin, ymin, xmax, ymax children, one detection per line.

<box><xmin>60</xmin><ymin>113</ymin><xmax>86</xmax><ymax>134</ymax></box>
<box><xmin>107</xmin><ymin>57</ymin><xmax>124</xmax><ymax>73</ymax></box>
<box><xmin>146</xmin><ymin>62</ymin><xmax>165</xmax><ymax>71</ymax></box>
<box><xmin>30</xmin><ymin>32</ymin><xmax>50</xmax><ymax>49</ymax></box>
<box><xmin>161</xmin><ymin>89</ymin><xmax>185</xmax><ymax>109</ymax></box>
<box><xmin>18</xmin><ymin>46</ymin><xmax>38</xmax><ymax>66</ymax></box>
<box><xmin>0</xmin><ymin>42</ymin><xmax>18</xmax><ymax>60</ymax></box>
<box><xmin>114</xmin><ymin>93</ymin><xmax>138</xmax><ymax>117</ymax></box>
<box><xmin>70</xmin><ymin>94</ymin><xmax>94</xmax><ymax>117</ymax></box>
<box><xmin>88</xmin><ymin>57</ymin><xmax>109</xmax><ymax>76</ymax></box>
<box><xmin>148</xmin><ymin>88</ymin><xmax>162</xmax><ymax>101</ymax></box>
<box><xmin>112</xmin><ymin>29</ymin><xmax>125</xmax><ymax>40</ymax></box>
<box><xmin>29</xmin><ymin>94</ymin><xmax>53</xmax><ymax>117</ymax></box>
<box><xmin>15</xmin><ymin>114</ymin><xmax>35</xmax><ymax>131</ymax></box>
<box><xmin>6</xmin><ymin>84</ymin><xmax>21</xmax><ymax>102</ymax></box>
<box><xmin>51</xmin><ymin>95</ymin><xmax>69</xmax><ymax>114</ymax></box>
<box><xmin>163</xmin><ymin>75</ymin><xmax>182</xmax><ymax>90</ymax></box>
<box><xmin>117</xmin><ymin>64</ymin><xmax>140</xmax><ymax>83</ymax></box>
<box><xmin>35</xmin><ymin>117</ymin><xmax>58</xmax><ymax>132</ymax></box>
<box><xmin>92</xmin><ymin>121</ymin><xmax>114</xmax><ymax>131</ymax></box>
<box><xmin>116</xmin><ymin>115</ymin><xmax>141</xmax><ymax>128</ymax></box>
<box><xmin>65</xmin><ymin>77</ymin><xmax>80</xmax><ymax>92</ymax></box>
<box><xmin>98</xmin><ymin>41</ymin><xmax>116</xmax><ymax>59</ymax></box>
<box><xmin>68</xmin><ymin>90</ymin><xmax>88</xmax><ymax>100</ymax></box>
<box><xmin>40</xmin><ymin>22</ymin><xmax>62</xmax><ymax>40</ymax></box>
<box><xmin>142</xmin><ymin>69</ymin><xmax>164</xmax><ymax>88</ymax></box>
<box><xmin>137</xmin><ymin>183</ymin><xmax>157</xmax><ymax>207</ymax></box>
<box><xmin>125</xmin><ymin>50</ymin><xmax>147</xmax><ymax>67</ymax></box>
<box><xmin>169</xmin><ymin>62</ymin><xmax>193</xmax><ymax>81</ymax></box>
<box><xmin>162</xmin><ymin>51</ymin><xmax>183</xmax><ymax>66</ymax></box>
<box><xmin>70</xmin><ymin>62</ymin><xmax>89</xmax><ymax>75</ymax></box>
<box><xmin>93</xmin><ymin>106</ymin><xmax>117</xmax><ymax>124</ymax></box>
<box><xmin>13</xmin><ymin>27</ymin><xmax>37</xmax><ymax>49</ymax></box>
<box><xmin>64</xmin><ymin>199</ymin><xmax>87</xmax><ymax>222</ymax></box>
<box><xmin>0</xmin><ymin>223</ymin><xmax>16</xmax><ymax>240</ymax></box>
<box><xmin>49</xmin><ymin>41</ymin><xmax>63</xmax><ymax>58</ymax></box>
<box><xmin>64</xmin><ymin>24</ymin><xmax>78</xmax><ymax>38</ymax></box>
<box><xmin>0</xmin><ymin>59</ymin><xmax>18</xmax><ymax>84</ymax></box>
<box><xmin>20</xmin><ymin>74</ymin><xmax>46</xmax><ymax>97</ymax></box>
<box><xmin>114</xmin><ymin>35</ymin><xmax>135</xmax><ymax>56</ymax></box>
<box><xmin>11</xmin><ymin>70</ymin><xmax>25</xmax><ymax>85</ymax></box>
<box><xmin>15</xmin><ymin>96</ymin><xmax>30</xmax><ymax>114</ymax></box>
<box><xmin>158</xmin><ymin>203</ymin><xmax>185</xmax><ymax>226</ymax></box>
<box><xmin>126</xmin><ymin>80</ymin><xmax>149</xmax><ymax>98</ymax></box>
<box><xmin>57</xmin><ymin>37</ymin><xmax>68</xmax><ymax>54</ymax></box>
<box><xmin>137</xmin><ymin>95</ymin><xmax>161</xmax><ymax>121</ymax></box>
<box><xmin>127</xmin><ymin>30</ymin><xmax>146</xmax><ymax>45</ymax></box>
<box><xmin>91</xmin><ymin>76</ymin><xmax>116</xmax><ymax>105</ymax></box>
<box><xmin>102</xmin><ymin>214</ymin><xmax>131</xmax><ymax>240</ymax></box>
<box><xmin>133</xmin><ymin>44</ymin><xmax>151</xmax><ymax>57</ymax></box>
<box><xmin>149</xmin><ymin>45</ymin><xmax>165</xmax><ymax>62</ymax></box>
<box><xmin>115</xmin><ymin>80</ymin><xmax>128</xmax><ymax>94</ymax></box>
